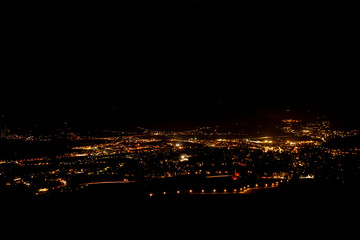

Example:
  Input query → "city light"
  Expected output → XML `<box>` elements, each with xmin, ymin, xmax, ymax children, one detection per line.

<box><xmin>0</xmin><ymin>116</ymin><xmax>358</xmax><ymax>201</ymax></box>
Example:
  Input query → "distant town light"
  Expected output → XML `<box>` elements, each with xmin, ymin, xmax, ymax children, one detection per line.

<box><xmin>38</xmin><ymin>188</ymin><xmax>49</xmax><ymax>193</ymax></box>
<box><xmin>180</xmin><ymin>154</ymin><xmax>189</xmax><ymax>162</ymax></box>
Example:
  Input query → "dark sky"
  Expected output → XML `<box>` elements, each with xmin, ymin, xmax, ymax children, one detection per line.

<box><xmin>1</xmin><ymin>2</ymin><xmax>359</xmax><ymax>130</ymax></box>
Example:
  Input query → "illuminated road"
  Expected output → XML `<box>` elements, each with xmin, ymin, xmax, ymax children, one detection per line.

<box><xmin>189</xmin><ymin>186</ymin><xmax>276</xmax><ymax>195</ymax></box>
<box><xmin>80</xmin><ymin>181</ymin><xmax>137</xmax><ymax>185</ymax></box>
<box><xmin>147</xmin><ymin>183</ymin><xmax>282</xmax><ymax>198</ymax></box>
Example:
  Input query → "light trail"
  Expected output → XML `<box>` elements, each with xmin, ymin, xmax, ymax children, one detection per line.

<box><xmin>80</xmin><ymin>181</ymin><xmax>137</xmax><ymax>185</ymax></box>
<box><xmin>205</xmin><ymin>175</ymin><xmax>232</xmax><ymax>178</ymax></box>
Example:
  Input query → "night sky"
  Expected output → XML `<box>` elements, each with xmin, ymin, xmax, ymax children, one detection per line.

<box><xmin>1</xmin><ymin>1</ymin><xmax>359</xmax><ymax>131</ymax></box>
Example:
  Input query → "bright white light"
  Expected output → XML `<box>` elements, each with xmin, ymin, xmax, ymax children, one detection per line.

<box><xmin>180</xmin><ymin>154</ymin><xmax>189</xmax><ymax>162</ymax></box>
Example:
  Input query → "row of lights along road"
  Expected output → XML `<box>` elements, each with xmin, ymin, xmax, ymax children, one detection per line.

<box><xmin>148</xmin><ymin>180</ymin><xmax>287</xmax><ymax>198</ymax></box>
